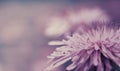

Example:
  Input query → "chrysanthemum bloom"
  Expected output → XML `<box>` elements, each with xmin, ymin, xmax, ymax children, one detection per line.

<box><xmin>47</xmin><ymin>24</ymin><xmax>120</xmax><ymax>71</ymax></box>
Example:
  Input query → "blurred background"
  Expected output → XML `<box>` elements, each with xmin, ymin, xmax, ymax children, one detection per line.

<box><xmin>0</xmin><ymin>0</ymin><xmax>120</xmax><ymax>71</ymax></box>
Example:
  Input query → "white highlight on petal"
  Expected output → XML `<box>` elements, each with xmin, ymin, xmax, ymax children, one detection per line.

<box><xmin>79</xmin><ymin>58</ymin><xmax>84</xmax><ymax>63</ymax></box>
<box><xmin>48</xmin><ymin>41</ymin><xmax>65</xmax><ymax>45</ymax></box>
<box><xmin>93</xmin><ymin>51</ymin><xmax>98</xmax><ymax>66</ymax></box>
<box><xmin>66</xmin><ymin>63</ymin><xmax>77</xmax><ymax>70</ymax></box>
<box><xmin>72</xmin><ymin>56</ymin><xmax>79</xmax><ymax>62</ymax></box>
<box><xmin>47</xmin><ymin>56</ymin><xmax>55</xmax><ymax>59</ymax></box>
<box><xmin>94</xmin><ymin>44</ymin><xmax>100</xmax><ymax>50</ymax></box>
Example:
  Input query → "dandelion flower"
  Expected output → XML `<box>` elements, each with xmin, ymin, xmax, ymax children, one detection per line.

<box><xmin>47</xmin><ymin>24</ymin><xmax>120</xmax><ymax>71</ymax></box>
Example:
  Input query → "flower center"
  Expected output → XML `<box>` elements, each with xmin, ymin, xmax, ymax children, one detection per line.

<box><xmin>94</xmin><ymin>43</ymin><xmax>100</xmax><ymax>50</ymax></box>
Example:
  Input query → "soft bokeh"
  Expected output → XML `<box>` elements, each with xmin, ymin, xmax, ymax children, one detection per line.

<box><xmin>0</xmin><ymin>1</ymin><xmax>120</xmax><ymax>71</ymax></box>
<box><xmin>45</xmin><ymin>7</ymin><xmax>110</xmax><ymax>37</ymax></box>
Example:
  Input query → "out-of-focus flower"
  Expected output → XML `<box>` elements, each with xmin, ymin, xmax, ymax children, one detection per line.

<box><xmin>45</xmin><ymin>7</ymin><xmax>110</xmax><ymax>37</ymax></box>
<box><xmin>47</xmin><ymin>24</ymin><xmax>120</xmax><ymax>71</ymax></box>
<box><xmin>66</xmin><ymin>8</ymin><xmax>110</xmax><ymax>24</ymax></box>
<box><xmin>45</xmin><ymin>17</ymin><xmax>70</xmax><ymax>37</ymax></box>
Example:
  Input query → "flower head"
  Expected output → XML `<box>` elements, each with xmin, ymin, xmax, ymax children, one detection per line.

<box><xmin>47</xmin><ymin>24</ymin><xmax>120</xmax><ymax>71</ymax></box>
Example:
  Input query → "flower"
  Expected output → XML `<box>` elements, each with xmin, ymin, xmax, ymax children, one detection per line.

<box><xmin>47</xmin><ymin>24</ymin><xmax>120</xmax><ymax>71</ymax></box>
<box><xmin>45</xmin><ymin>8</ymin><xmax>110</xmax><ymax>37</ymax></box>
<box><xmin>66</xmin><ymin>8</ymin><xmax>110</xmax><ymax>24</ymax></box>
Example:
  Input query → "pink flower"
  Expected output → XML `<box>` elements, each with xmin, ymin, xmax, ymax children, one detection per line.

<box><xmin>45</xmin><ymin>8</ymin><xmax>110</xmax><ymax>37</ymax></box>
<box><xmin>47</xmin><ymin>24</ymin><xmax>120</xmax><ymax>71</ymax></box>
